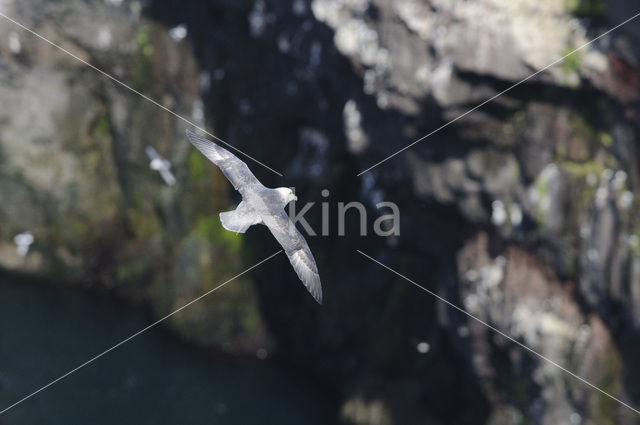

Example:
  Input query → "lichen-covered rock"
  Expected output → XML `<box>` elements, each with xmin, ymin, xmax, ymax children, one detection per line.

<box><xmin>0</xmin><ymin>0</ymin><xmax>270</xmax><ymax>354</ymax></box>
<box><xmin>457</xmin><ymin>233</ymin><xmax>625</xmax><ymax>425</ymax></box>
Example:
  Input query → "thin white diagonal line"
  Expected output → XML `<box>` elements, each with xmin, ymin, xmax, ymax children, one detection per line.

<box><xmin>357</xmin><ymin>10</ymin><xmax>640</xmax><ymax>176</ymax></box>
<box><xmin>356</xmin><ymin>249</ymin><xmax>640</xmax><ymax>416</ymax></box>
<box><xmin>0</xmin><ymin>250</ymin><xmax>282</xmax><ymax>416</ymax></box>
<box><xmin>0</xmin><ymin>11</ymin><xmax>283</xmax><ymax>177</ymax></box>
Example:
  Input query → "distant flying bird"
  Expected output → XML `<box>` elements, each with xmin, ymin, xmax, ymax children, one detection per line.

<box><xmin>145</xmin><ymin>146</ymin><xmax>176</xmax><ymax>186</ymax></box>
<box><xmin>186</xmin><ymin>130</ymin><xmax>322</xmax><ymax>304</ymax></box>
<box><xmin>13</xmin><ymin>231</ymin><xmax>34</xmax><ymax>257</ymax></box>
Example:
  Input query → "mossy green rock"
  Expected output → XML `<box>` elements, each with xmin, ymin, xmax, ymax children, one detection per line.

<box><xmin>0</xmin><ymin>2</ymin><xmax>269</xmax><ymax>354</ymax></box>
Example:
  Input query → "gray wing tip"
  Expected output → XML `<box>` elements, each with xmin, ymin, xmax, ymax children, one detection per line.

<box><xmin>309</xmin><ymin>281</ymin><xmax>323</xmax><ymax>304</ymax></box>
<box><xmin>279</xmin><ymin>237</ymin><xmax>324</xmax><ymax>305</ymax></box>
<box><xmin>289</xmin><ymin>249</ymin><xmax>323</xmax><ymax>304</ymax></box>
<box><xmin>185</xmin><ymin>130</ymin><xmax>225</xmax><ymax>159</ymax></box>
<box><xmin>185</xmin><ymin>129</ymin><xmax>197</xmax><ymax>140</ymax></box>
<box><xmin>304</xmin><ymin>270</ymin><xmax>323</xmax><ymax>305</ymax></box>
<box><xmin>185</xmin><ymin>129</ymin><xmax>207</xmax><ymax>144</ymax></box>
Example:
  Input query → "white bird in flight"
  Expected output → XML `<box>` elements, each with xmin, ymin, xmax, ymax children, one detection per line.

<box><xmin>145</xmin><ymin>146</ymin><xmax>176</xmax><ymax>186</ymax></box>
<box><xmin>186</xmin><ymin>130</ymin><xmax>323</xmax><ymax>304</ymax></box>
<box><xmin>13</xmin><ymin>231</ymin><xmax>34</xmax><ymax>257</ymax></box>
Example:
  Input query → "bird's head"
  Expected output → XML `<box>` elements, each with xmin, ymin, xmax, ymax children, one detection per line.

<box><xmin>276</xmin><ymin>187</ymin><xmax>298</xmax><ymax>204</ymax></box>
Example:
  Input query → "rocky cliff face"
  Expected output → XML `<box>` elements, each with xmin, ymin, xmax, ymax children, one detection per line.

<box><xmin>0</xmin><ymin>0</ymin><xmax>270</xmax><ymax>354</ymax></box>
<box><xmin>1</xmin><ymin>0</ymin><xmax>639</xmax><ymax>424</ymax></box>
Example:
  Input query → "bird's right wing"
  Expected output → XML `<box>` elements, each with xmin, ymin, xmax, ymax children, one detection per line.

<box><xmin>186</xmin><ymin>130</ymin><xmax>262</xmax><ymax>195</ymax></box>
<box><xmin>263</xmin><ymin>211</ymin><xmax>323</xmax><ymax>304</ymax></box>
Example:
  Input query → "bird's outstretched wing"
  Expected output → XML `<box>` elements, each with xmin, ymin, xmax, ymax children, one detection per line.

<box><xmin>263</xmin><ymin>211</ymin><xmax>323</xmax><ymax>304</ymax></box>
<box><xmin>186</xmin><ymin>130</ymin><xmax>262</xmax><ymax>195</ymax></box>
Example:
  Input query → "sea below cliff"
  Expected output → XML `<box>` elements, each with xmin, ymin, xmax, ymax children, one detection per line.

<box><xmin>0</xmin><ymin>278</ymin><xmax>333</xmax><ymax>425</ymax></box>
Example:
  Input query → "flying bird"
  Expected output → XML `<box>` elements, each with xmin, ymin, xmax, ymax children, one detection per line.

<box><xmin>186</xmin><ymin>130</ymin><xmax>323</xmax><ymax>304</ymax></box>
<box><xmin>145</xmin><ymin>146</ymin><xmax>177</xmax><ymax>186</ymax></box>
<box><xmin>13</xmin><ymin>231</ymin><xmax>34</xmax><ymax>257</ymax></box>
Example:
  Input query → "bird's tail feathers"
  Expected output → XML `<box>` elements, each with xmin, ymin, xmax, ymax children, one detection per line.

<box><xmin>219</xmin><ymin>203</ymin><xmax>261</xmax><ymax>234</ymax></box>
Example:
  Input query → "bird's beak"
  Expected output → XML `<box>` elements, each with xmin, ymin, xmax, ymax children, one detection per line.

<box><xmin>293</xmin><ymin>195</ymin><xmax>298</xmax><ymax>201</ymax></box>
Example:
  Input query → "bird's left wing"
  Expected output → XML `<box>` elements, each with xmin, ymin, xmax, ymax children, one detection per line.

<box><xmin>186</xmin><ymin>130</ymin><xmax>262</xmax><ymax>195</ymax></box>
<box><xmin>263</xmin><ymin>211</ymin><xmax>323</xmax><ymax>304</ymax></box>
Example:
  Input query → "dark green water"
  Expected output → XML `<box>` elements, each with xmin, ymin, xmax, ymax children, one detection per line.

<box><xmin>0</xmin><ymin>279</ymin><xmax>333</xmax><ymax>425</ymax></box>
